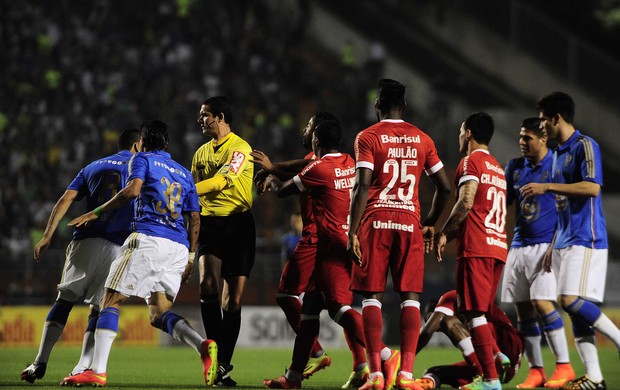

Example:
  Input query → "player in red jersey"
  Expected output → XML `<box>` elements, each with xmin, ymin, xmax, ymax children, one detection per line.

<box><xmin>263</xmin><ymin>119</ymin><xmax>370</xmax><ymax>389</ymax></box>
<box><xmin>252</xmin><ymin>113</ymin><xmax>339</xmax><ymax>378</ymax></box>
<box><xmin>435</xmin><ymin>112</ymin><xmax>508</xmax><ymax>390</ymax></box>
<box><xmin>415</xmin><ymin>290</ymin><xmax>523</xmax><ymax>389</ymax></box>
<box><xmin>348</xmin><ymin>78</ymin><xmax>451</xmax><ymax>390</ymax></box>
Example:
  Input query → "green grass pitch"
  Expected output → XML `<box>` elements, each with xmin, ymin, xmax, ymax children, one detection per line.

<box><xmin>1</xmin><ymin>346</ymin><xmax>618</xmax><ymax>389</ymax></box>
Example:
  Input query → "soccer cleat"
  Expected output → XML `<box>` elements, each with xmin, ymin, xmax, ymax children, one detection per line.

<box><xmin>60</xmin><ymin>369</ymin><xmax>107</xmax><ymax>387</ymax></box>
<box><xmin>215</xmin><ymin>362</ymin><xmax>237</xmax><ymax>387</ymax></box>
<box><xmin>517</xmin><ymin>367</ymin><xmax>547</xmax><ymax>389</ymax></box>
<box><xmin>303</xmin><ymin>352</ymin><xmax>332</xmax><ymax>378</ymax></box>
<box><xmin>559</xmin><ymin>375</ymin><xmax>606</xmax><ymax>390</ymax></box>
<box><xmin>20</xmin><ymin>362</ymin><xmax>47</xmax><ymax>383</ymax></box>
<box><xmin>60</xmin><ymin>371</ymin><xmax>83</xmax><ymax>387</ymax></box>
<box><xmin>341</xmin><ymin>366</ymin><xmax>370</xmax><ymax>389</ymax></box>
<box><xmin>263</xmin><ymin>375</ymin><xmax>302</xmax><ymax>389</ymax></box>
<box><xmin>494</xmin><ymin>352</ymin><xmax>511</xmax><ymax>383</ymax></box>
<box><xmin>359</xmin><ymin>375</ymin><xmax>385</xmax><ymax>390</ymax></box>
<box><xmin>544</xmin><ymin>363</ymin><xmax>575</xmax><ymax>388</ymax></box>
<box><xmin>382</xmin><ymin>349</ymin><xmax>401</xmax><ymax>390</ymax></box>
<box><xmin>459</xmin><ymin>377</ymin><xmax>501</xmax><ymax>390</ymax></box>
<box><xmin>201</xmin><ymin>339</ymin><xmax>218</xmax><ymax>386</ymax></box>
<box><xmin>416</xmin><ymin>376</ymin><xmax>437</xmax><ymax>390</ymax></box>
<box><xmin>395</xmin><ymin>373</ymin><xmax>424</xmax><ymax>390</ymax></box>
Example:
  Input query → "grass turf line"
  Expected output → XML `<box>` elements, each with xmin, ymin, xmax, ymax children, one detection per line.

<box><xmin>1</xmin><ymin>346</ymin><xmax>618</xmax><ymax>389</ymax></box>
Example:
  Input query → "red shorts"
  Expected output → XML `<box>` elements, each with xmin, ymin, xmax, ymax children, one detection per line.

<box><xmin>351</xmin><ymin>210</ymin><xmax>423</xmax><ymax>293</ymax></box>
<box><xmin>456</xmin><ymin>257</ymin><xmax>504</xmax><ymax>313</ymax></box>
<box><xmin>435</xmin><ymin>290</ymin><xmax>457</xmax><ymax>315</ymax></box>
<box><xmin>309</xmin><ymin>241</ymin><xmax>353</xmax><ymax>305</ymax></box>
<box><xmin>278</xmin><ymin>235</ymin><xmax>317</xmax><ymax>295</ymax></box>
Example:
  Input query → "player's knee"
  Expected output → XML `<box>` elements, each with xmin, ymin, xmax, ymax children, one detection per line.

<box><xmin>149</xmin><ymin>312</ymin><xmax>162</xmax><ymax>327</ymax></box>
<box><xmin>225</xmin><ymin>300</ymin><xmax>242</xmax><ymax>312</ymax></box>
<box><xmin>531</xmin><ymin>299</ymin><xmax>555</xmax><ymax>315</ymax></box>
<box><xmin>558</xmin><ymin>295</ymin><xmax>577</xmax><ymax>310</ymax></box>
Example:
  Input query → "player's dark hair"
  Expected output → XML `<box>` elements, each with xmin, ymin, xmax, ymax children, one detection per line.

<box><xmin>377</xmin><ymin>78</ymin><xmax>406</xmax><ymax>114</ymax></box>
<box><xmin>536</xmin><ymin>91</ymin><xmax>575</xmax><ymax>124</ymax></box>
<box><xmin>313</xmin><ymin>111</ymin><xmax>339</xmax><ymax>129</ymax></box>
<box><xmin>314</xmin><ymin>120</ymin><xmax>342</xmax><ymax>150</ymax></box>
<box><xmin>118</xmin><ymin>128</ymin><xmax>141</xmax><ymax>151</ymax></box>
<box><xmin>140</xmin><ymin>120</ymin><xmax>170</xmax><ymax>151</ymax></box>
<box><xmin>521</xmin><ymin>117</ymin><xmax>544</xmax><ymax>138</ymax></box>
<box><xmin>464</xmin><ymin>112</ymin><xmax>494</xmax><ymax>145</ymax></box>
<box><xmin>203</xmin><ymin>96</ymin><xmax>233</xmax><ymax>124</ymax></box>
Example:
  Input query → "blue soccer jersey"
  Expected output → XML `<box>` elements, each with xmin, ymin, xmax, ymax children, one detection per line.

<box><xmin>552</xmin><ymin>130</ymin><xmax>607</xmax><ymax>249</ymax></box>
<box><xmin>505</xmin><ymin>151</ymin><xmax>556</xmax><ymax>247</ymax></box>
<box><xmin>68</xmin><ymin>150</ymin><xmax>134</xmax><ymax>245</ymax></box>
<box><xmin>128</xmin><ymin>151</ymin><xmax>200</xmax><ymax>248</ymax></box>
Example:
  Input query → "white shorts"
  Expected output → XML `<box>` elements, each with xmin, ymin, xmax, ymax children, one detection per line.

<box><xmin>555</xmin><ymin>246</ymin><xmax>608</xmax><ymax>303</ymax></box>
<box><xmin>105</xmin><ymin>232</ymin><xmax>189</xmax><ymax>301</ymax></box>
<box><xmin>501</xmin><ymin>243</ymin><xmax>559</xmax><ymax>302</ymax></box>
<box><xmin>58</xmin><ymin>237</ymin><xmax>122</xmax><ymax>306</ymax></box>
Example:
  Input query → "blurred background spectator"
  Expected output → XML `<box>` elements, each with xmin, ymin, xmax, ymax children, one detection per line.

<box><xmin>2</xmin><ymin>0</ymin><xmax>619</xmax><ymax>309</ymax></box>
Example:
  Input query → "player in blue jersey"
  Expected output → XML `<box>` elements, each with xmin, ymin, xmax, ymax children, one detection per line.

<box><xmin>20</xmin><ymin>128</ymin><xmax>141</xmax><ymax>384</ymax></box>
<box><xmin>501</xmin><ymin>117</ymin><xmax>575</xmax><ymax>389</ymax></box>
<box><xmin>521</xmin><ymin>92</ymin><xmax>620</xmax><ymax>390</ymax></box>
<box><xmin>62</xmin><ymin>120</ymin><xmax>218</xmax><ymax>387</ymax></box>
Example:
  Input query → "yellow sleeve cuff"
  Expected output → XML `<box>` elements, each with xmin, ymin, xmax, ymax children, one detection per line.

<box><xmin>195</xmin><ymin>175</ymin><xmax>227</xmax><ymax>195</ymax></box>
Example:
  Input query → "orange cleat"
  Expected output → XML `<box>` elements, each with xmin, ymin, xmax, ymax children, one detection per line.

<box><xmin>303</xmin><ymin>352</ymin><xmax>332</xmax><ymax>378</ymax></box>
<box><xmin>382</xmin><ymin>349</ymin><xmax>401</xmax><ymax>390</ymax></box>
<box><xmin>517</xmin><ymin>367</ymin><xmax>547</xmax><ymax>389</ymax></box>
<box><xmin>359</xmin><ymin>375</ymin><xmax>385</xmax><ymax>390</ymax></box>
<box><xmin>263</xmin><ymin>375</ymin><xmax>302</xmax><ymax>389</ymax></box>
<box><xmin>544</xmin><ymin>363</ymin><xmax>575</xmax><ymax>388</ymax></box>
<box><xmin>395</xmin><ymin>373</ymin><xmax>424</xmax><ymax>390</ymax></box>
<box><xmin>200</xmin><ymin>339</ymin><xmax>218</xmax><ymax>386</ymax></box>
<box><xmin>59</xmin><ymin>370</ymin><xmax>107</xmax><ymax>387</ymax></box>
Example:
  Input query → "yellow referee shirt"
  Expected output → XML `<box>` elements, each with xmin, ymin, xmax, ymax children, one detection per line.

<box><xmin>191</xmin><ymin>132</ymin><xmax>254</xmax><ymax>216</ymax></box>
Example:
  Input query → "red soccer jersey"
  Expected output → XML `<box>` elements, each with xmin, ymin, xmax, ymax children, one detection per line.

<box><xmin>299</xmin><ymin>152</ymin><xmax>318</xmax><ymax>238</ymax></box>
<box><xmin>294</xmin><ymin>153</ymin><xmax>355</xmax><ymax>247</ymax></box>
<box><xmin>354</xmin><ymin>119</ymin><xmax>444</xmax><ymax>220</ymax></box>
<box><xmin>455</xmin><ymin>149</ymin><xmax>508</xmax><ymax>261</ymax></box>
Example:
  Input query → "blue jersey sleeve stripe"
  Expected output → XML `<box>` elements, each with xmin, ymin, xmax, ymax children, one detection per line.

<box><xmin>580</xmin><ymin>138</ymin><xmax>596</xmax><ymax>179</ymax></box>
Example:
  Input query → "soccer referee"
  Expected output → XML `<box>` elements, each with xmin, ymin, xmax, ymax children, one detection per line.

<box><xmin>192</xmin><ymin>95</ymin><xmax>255</xmax><ymax>387</ymax></box>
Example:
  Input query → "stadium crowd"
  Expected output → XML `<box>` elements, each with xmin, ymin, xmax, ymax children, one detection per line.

<box><xmin>0</xmin><ymin>0</ymin><xmax>407</xmax><ymax>303</ymax></box>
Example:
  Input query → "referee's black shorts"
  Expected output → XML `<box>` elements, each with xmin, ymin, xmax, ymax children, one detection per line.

<box><xmin>198</xmin><ymin>210</ymin><xmax>256</xmax><ymax>278</ymax></box>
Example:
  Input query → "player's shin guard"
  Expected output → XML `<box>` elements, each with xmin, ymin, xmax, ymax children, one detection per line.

<box><xmin>71</xmin><ymin>308</ymin><xmax>99</xmax><ymax>374</ymax></box>
<box><xmin>220</xmin><ymin>308</ymin><xmax>241</xmax><ymax>364</ymax></box>
<box><xmin>333</xmin><ymin>305</ymin><xmax>367</xmax><ymax>368</ymax></box>
<box><xmin>362</xmin><ymin>299</ymin><xmax>383</xmax><ymax>375</ymax></box>
<box><xmin>541</xmin><ymin>310</ymin><xmax>571</xmax><ymax>363</ymax></box>
<box><xmin>469</xmin><ymin>317</ymin><xmax>498</xmax><ymax>381</ymax></box>
<box><xmin>278</xmin><ymin>293</ymin><xmax>324</xmax><ymax>356</ymax></box>
<box><xmin>400</xmin><ymin>300</ymin><xmax>421</xmax><ymax>376</ymax></box>
<box><xmin>90</xmin><ymin>307</ymin><xmax>120</xmax><ymax>374</ymax></box>
<box><xmin>518</xmin><ymin>318</ymin><xmax>544</xmax><ymax>368</ymax></box>
<box><xmin>291</xmin><ymin>314</ymin><xmax>320</xmax><ymax>375</ymax></box>
<box><xmin>35</xmin><ymin>300</ymin><xmax>74</xmax><ymax>364</ymax></box>
<box><xmin>200</xmin><ymin>293</ymin><xmax>222</xmax><ymax>345</ymax></box>
<box><xmin>570</xmin><ymin>315</ymin><xmax>603</xmax><ymax>383</ymax></box>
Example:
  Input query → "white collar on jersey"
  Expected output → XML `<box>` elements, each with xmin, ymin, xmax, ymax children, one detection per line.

<box><xmin>380</xmin><ymin>119</ymin><xmax>405</xmax><ymax>123</ymax></box>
